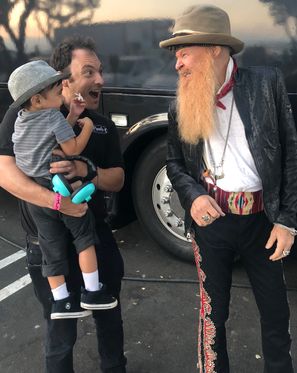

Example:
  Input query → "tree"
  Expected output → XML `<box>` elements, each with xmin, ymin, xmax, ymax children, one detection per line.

<box><xmin>260</xmin><ymin>0</ymin><xmax>297</xmax><ymax>46</ymax></box>
<box><xmin>0</xmin><ymin>0</ymin><xmax>36</xmax><ymax>64</ymax></box>
<box><xmin>34</xmin><ymin>0</ymin><xmax>100</xmax><ymax>47</ymax></box>
<box><xmin>0</xmin><ymin>0</ymin><xmax>100</xmax><ymax>66</ymax></box>
<box><xmin>259</xmin><ymin>0</ymin><xmax>297</xmax><ymax>90</ymax></box>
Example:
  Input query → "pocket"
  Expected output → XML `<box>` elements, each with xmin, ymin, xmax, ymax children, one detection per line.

<box><xmin>26</xmin><ymin>243</ymin><xmax>42</xmax><ymax>266</ymax></box>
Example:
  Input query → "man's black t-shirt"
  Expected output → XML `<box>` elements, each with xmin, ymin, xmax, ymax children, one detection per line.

<box><xmin>0</xmin><ymin>105</ymin><xmax>124</xmax><ymax>236</ymax></box>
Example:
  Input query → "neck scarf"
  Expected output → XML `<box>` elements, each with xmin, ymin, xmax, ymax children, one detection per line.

<box><xmin>216</xmin><ymin>59</ymin><xmax>238</xmax><ymax>110</ymax></box>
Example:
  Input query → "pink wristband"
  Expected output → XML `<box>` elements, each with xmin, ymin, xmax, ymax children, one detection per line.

<box><xmin>53</xmin><ymin>193</ymin><xmax>62</xmax><ymax>211</ymax></box>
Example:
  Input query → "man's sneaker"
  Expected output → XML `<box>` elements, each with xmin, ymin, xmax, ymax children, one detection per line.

<box><xmin>80</xmin><ymin>285</ymin><xmax>118</xmax><ymax>310</ymax></box>
<box><xmin>51</xmin><ymin>294</ymin><xmax>92</xmax><ymax>319</ymax></box>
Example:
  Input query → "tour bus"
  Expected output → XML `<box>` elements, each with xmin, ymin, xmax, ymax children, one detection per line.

<box><xmin>0</xmin><ymin>0</ymin><xmax>296</xmax><ymax>261</ymax></box>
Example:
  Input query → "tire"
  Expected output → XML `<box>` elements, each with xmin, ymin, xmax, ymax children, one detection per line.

<box><xmin>132</xmin><ymin>135</ymin><xmax>193</xmax><ymax>262</ymax></box>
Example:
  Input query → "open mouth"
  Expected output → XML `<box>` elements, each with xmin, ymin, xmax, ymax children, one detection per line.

<box><xmin>182</xmin><ymin>71</ymin><xmax>191</xmax><ymax>78</ymax></box>
<box><xmin>179</xmin><ymin>70</ymin><xmax>191</xmax><ymax>78</ymax></box>
<box><xmin>89</xmin><ymin>90</ymin><xmax>100</xmax><ymax>98</ymax></box>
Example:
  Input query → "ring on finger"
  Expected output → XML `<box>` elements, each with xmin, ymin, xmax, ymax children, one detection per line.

<box><xmin>202</xmin><ymin>214</ymin><xmax>211</xmax><ymax>223</ymax></box>
<box><xmin>282</xmin><ymin>250</ymin><xmax>290</xmax><ymax>257</ymax></box>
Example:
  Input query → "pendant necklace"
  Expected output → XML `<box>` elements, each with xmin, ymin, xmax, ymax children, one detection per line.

<box><xmin>204</xmin><ymin>97</ymin><xmax>235</xmax><ymax>191</ymax></box>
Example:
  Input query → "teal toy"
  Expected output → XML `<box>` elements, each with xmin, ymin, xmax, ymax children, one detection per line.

<box><xmin>51</xmin><ymin>155</ymin><xmax>97</xmax><ymax>204</ymax></box>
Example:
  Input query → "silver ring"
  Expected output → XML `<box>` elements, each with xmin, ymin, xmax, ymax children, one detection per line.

<box><xmin>282</xmin><ymin>250</ymin><xmax>290</xmax><ymax>257</ymax></box>
<box><xmin>202</xmin><ymin>214</ymin><xmax>211</xmax><ymax>223</ymax></box>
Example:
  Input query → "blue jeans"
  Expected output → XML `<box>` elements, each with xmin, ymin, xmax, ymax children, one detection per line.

<box><xmin>26</xmin><ymin>220</ymin><xmax>127</xmax><ymax>373</ymax></box>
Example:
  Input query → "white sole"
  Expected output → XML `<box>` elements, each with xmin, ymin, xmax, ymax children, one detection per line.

<box><xmin>51</xmin><ymin>310</ymin><xmax>92</xmax><ymax>319</ymax></box>
<box><xmin>80</xmin><ymin>299</ymin><xmax>118</xmax><ymax>310</ymax></box>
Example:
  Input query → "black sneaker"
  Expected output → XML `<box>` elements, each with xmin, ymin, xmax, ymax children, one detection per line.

<box><xmin>80</xmin><ymin>285</ymin><xmax>118</xmax><ymax>310</ymax></box>
<box><xmin>51</xmin><ymin>294</ymin><xmax>92</xmax><ymax>319</ymax></box>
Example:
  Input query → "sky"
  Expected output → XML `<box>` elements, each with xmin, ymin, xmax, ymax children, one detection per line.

<box><xmin>93</xmin><ymin>0</ymin><xmax>285</xmax><ymax>40</ymax></box>
<box><xmin>0</xmin><ymin>0</ymin><xmax>288</xmax><ymax>52</ymax></box>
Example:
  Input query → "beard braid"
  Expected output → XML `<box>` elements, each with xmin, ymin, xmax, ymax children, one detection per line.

<box><xmin>176</xmin><ymin>51</ymin><xmax>217</xmax><ymax>144</ymax></box>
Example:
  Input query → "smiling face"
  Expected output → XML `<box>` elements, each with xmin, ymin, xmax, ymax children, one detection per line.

<box><xmin>175</xmin><ymin>46</ymin><xmax>200</xmax><ymax>77</ymax></box>
<box><xmin>62</xmin><ymin>48</ymin><xmax>104</xmax><ymax>110</ymax></box>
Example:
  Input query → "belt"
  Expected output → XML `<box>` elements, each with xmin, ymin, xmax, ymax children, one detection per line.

<box><xmin>203</xmin><ymin>181</ymin><xmax>264</xmax><ymax>215</ymax></box>
<box><xmin>26</xmin><ymin>235</ymin><xmax>39</xmax><ymax>245</ymax></box>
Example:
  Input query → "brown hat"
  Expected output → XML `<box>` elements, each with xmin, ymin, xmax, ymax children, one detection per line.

<box><xmin>159</xmin><ymin>5</ymin><xmax>244</xmax><ymax>55</ymax></box>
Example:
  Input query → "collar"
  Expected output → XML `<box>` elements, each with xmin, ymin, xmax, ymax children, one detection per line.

<box><xmin>217</xmin><ymin>57</ymin><xmax>234</xmax><ymax>94</ymax></box>
<box><xmin>216</xmin><ymin>57</ymin><xmax>237</xmax><ymax>110</ymax></box>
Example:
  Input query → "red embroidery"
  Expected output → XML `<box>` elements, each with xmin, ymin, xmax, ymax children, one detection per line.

<box><xmin>216</xmin><ymin>58</ymin><xmax>238</xmax><ymax>110</ymax></box>
<box><xmin>192</xmin><ymin>239</ymin><xmax>217</xmax><ymax>373</ymax></box>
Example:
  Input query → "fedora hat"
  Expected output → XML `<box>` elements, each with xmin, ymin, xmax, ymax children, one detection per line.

<box><xmin>8</xmin><ymin>60</ymin><xmax>68</xmax><ymax>108</ymax></box>
<box><xmin>159</xmin><ymin>5</ymin><xmax>244</xmax><ymax>55</ymax></box>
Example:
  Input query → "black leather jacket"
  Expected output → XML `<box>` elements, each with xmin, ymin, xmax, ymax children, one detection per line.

<box><xmin>167</xmin><ymin>66</ymin><xmax>297</xmax><ymax>234</ymax></box>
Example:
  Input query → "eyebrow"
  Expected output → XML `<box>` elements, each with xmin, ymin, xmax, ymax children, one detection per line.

<box><xmin>81</xmin><ymin>64</ymin><xmax>103</xmax><ymax>73</ymax></box>
<box><xmin>82</xmin><ymin>64</ymin><xmax>97</xmax><ymax>70</ymax></box>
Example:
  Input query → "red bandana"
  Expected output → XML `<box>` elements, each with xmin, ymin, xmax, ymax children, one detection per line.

<box><xmin>216</xmin><ymin>59</ymin><xmax>238</xmax><ymax>110</ymax></box>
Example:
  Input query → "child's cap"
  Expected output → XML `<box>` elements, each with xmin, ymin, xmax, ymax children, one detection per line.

<box><xmin>8</xmin><ymin>60</ymin><xmax>69</xmax><ymax>108</ymax></box>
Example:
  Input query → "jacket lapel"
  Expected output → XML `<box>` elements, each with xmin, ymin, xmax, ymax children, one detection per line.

<box><xmin>233</xmin><ymin>69</ymin><xmax>253</xmax><ymax>139</ymax></box>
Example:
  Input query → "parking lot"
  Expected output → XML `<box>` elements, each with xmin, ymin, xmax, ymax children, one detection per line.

<box><xmin>0</xmin><ymin>188</ymin><xmax>297</xmax><ymax>373</ymax></box>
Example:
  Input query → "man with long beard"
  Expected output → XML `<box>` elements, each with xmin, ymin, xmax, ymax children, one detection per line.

<box><xmin>160</xmin><ymin>5</ymin><xmax>297</xmax><ymax>373</ymax></box>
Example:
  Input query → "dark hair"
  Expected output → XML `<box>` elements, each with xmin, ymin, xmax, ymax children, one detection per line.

<box><xmin>20</xmin><ymin>79</ymin><xmax>63</xmax><ymax>109</ymax></box>
<box><xmin>43</xmin><ymin>78</ymin><xmax>63</xmax><ymax>92</ymax></box>
<box><xmin>20</xmin><ymin>98</ymin><xmax>32</xmax><ymax>110</ymax></box>
<box><xmin>50</xmin><ymin>35</ymin><xmax>97</xmax><ymax>72</ymax></box>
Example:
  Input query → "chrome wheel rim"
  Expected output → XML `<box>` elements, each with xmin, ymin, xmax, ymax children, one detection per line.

<box><xmin>152</xmin><ymin>166</ymin><xmax>189</xmax><ymax>242</ymax></box>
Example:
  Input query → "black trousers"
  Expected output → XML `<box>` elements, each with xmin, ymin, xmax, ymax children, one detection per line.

<box><xmin>193</xmin><ymin>212</ymin><xmax>293</xmax><ymax>373</ymax></box>
<box><xmin>27</xmin><ymin>203</ymin><xmax>97</xmax><ymax>277</ymax></box>
<box><xmin>26</xmin><ymin>220</ymin><xmax>127</xmax><ymax>373</ymax></box>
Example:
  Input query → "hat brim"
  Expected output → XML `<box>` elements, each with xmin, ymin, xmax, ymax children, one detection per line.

<box><xmin>159</xmin><ymin>33</ymin><xmax>244</xmax><ymax>55</ymax></box>
<box><xmin>10</xmin><ymin>71</ymin><xmax>70</xmax><ymax>109</ymax></box>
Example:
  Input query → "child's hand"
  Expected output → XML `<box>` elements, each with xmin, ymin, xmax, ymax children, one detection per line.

<box><xmin>68</xmin><ymin>93</ymin><xmax>86</xmax><ymax>123</ymax></box>
<box><xmin>77</xmin><ymin>117</ymin><xmax>94</xmax><ymax>133</ymax></box>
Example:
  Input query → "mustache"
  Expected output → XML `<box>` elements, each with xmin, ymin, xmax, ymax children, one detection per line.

<box><xmin>178</xmin><ymin>69</ymin><xmax>191</xmax><ymax>78</ymax></box>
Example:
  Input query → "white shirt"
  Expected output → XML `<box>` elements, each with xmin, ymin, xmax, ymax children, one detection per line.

<box><xmin>203</xmin><ymin>58</ymin><xmax>262</xmax><ymax>192</ymax></box>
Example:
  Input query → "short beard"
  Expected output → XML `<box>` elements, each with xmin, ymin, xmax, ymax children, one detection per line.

<box><xmin>176</xmin><ymin>51</ymin><xmax>217</xmax><ymax>144</ymax></box>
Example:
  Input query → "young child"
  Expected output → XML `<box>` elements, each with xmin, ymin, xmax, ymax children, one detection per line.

<box><xmin>8</xmin><ymin>60</ymin><xmax>118</xmax><ymax>319</ymax></box>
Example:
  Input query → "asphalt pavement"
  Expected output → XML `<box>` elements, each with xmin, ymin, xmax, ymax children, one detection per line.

<box><xmin>0</xmin><ymin>188</ymin><xmax>297</xmax><ymax>373</ymax></box>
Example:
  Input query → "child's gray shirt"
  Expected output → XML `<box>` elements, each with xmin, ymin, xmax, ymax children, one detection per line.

<box><xmin>12</xmin><ymin>108</ymin><xmax>75</xmax><ymax>178</ymax></box>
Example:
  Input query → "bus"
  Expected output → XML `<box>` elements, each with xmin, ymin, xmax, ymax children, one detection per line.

<box><xmin>0</xmin><ymin>0</ymin><xmax>296</xmax><ymax>261</ymax></box>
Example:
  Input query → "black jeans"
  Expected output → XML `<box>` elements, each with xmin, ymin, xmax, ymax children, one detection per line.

<box><xmin>26</xmin><ymin>220</ymin><xmax>127</xmax><ymax>373</ymax></box>
<box><xmin>193</xmin><ymin>212</ymin><xmax>293</xmax><ymax>373</ymax></box>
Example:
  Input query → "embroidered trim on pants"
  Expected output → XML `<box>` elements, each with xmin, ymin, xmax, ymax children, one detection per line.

<box><xmin>192</xmin><ymin>238</ymin><xmax>217</xmax><ymax>373</ymax></box>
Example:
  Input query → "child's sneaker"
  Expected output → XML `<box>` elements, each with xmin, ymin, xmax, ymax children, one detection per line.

<box><xmin>51</xmin><ymin>294</ymin><xmax>92</xmax><ymax>319</ymax></box>
<box><xmin>80</xmin><ymin>285</ymin><xmax>118</xmax><ymax>310</ymax></box>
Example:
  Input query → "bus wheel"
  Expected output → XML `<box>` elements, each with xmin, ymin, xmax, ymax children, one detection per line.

<box><xmin>132</xmin><ymin>135</ymin><xmax>194</xmax><ymax>262</ymax></box>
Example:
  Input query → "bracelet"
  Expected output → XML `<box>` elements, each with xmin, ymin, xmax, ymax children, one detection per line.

<box><xmin>275</xmin><ymin>223</ymin><xmax>297</xmax><ymax>236</ymax></box>
<box><xmin>287</xmin><ymin>227</ymin><xmax>297</xmax><ymax>237</ymax></box>
<box><xmin>53</xmin><ymin>193</ymin><xmax>62</xmax><ymax>211</ymax></box>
